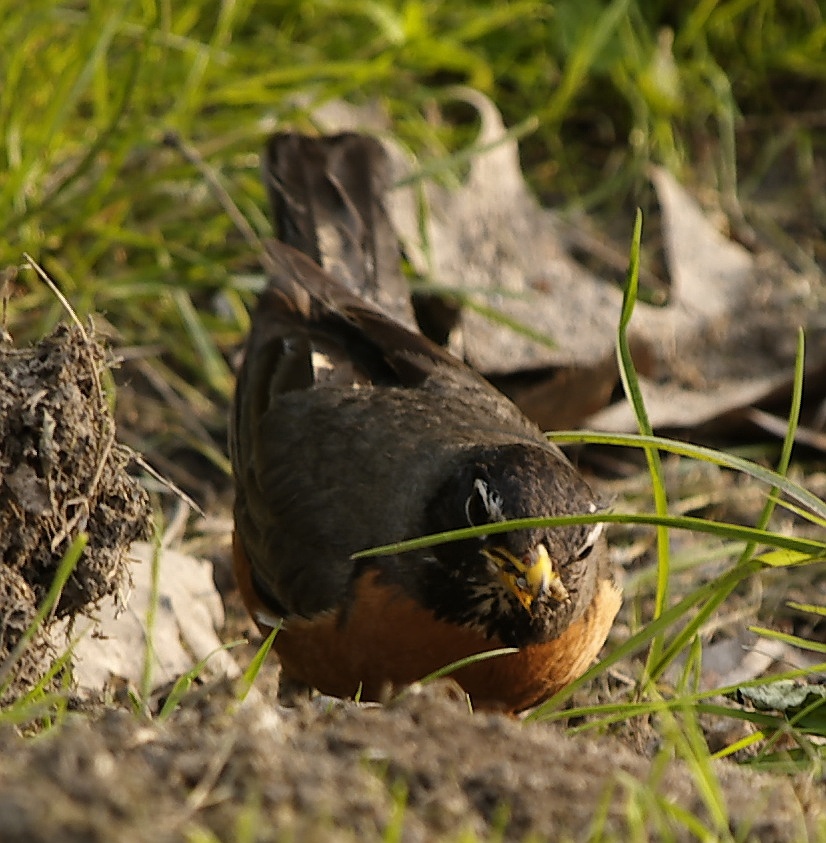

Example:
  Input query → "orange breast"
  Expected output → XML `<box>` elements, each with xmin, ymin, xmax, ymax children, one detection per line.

<box><xmin>234</xmin><ymin>529</ymin><xmax>621</xmax><ymax>713</ymax></box>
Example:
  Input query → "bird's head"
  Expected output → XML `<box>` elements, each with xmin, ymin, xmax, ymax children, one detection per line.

<box><xmin>427</xmin><ymin>442</ymin><xmax>606</xmax><ymax>640</ymax></box>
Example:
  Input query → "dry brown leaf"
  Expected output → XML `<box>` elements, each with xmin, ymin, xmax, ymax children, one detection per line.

<box><xmin>392</xmin><ymin>89</ymin><xmax>622</xmax><ymax>374</ymax></box>
<box><xmin>595</xmin><ymin>168</ymin><xmax>824</xmax><ymax>432</ymax></box>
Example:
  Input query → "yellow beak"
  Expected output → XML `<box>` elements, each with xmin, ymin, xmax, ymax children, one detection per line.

<box><xmin>482</xmin><ymin>542</ymin><xmax>569</xmax><ymax>613</ymax></box>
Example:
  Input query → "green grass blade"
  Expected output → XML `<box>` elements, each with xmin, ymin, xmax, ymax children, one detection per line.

<box><xmin>548</xmin><ymin>431</ymin><xmax>826</xmax><ymax>523</ymax></box>
<box><xmin>139</xmin><ymin>532</ymin><xmax>162</xmax><ymax>709</ymax></box>
<box><xmin>353</xmin><ymin>512</ymin><xmax>826</xmax><ymax>560</ymax></box>
<box><xmin>786</xmin><ymin>601</ymin><xmax>826</xmax><ymax>616</ymax></box>
<box><xmin>616</xmin><ymin>210</ymin><xmax>671</xmax><ymax>674</ymax></box>
<box><xmin>235</xmin><ymin>625</ymin><xmax>280</xmax><ymax>702</ymax></box>
<box><xmin>417</xmin><ymin>647</ymin><xmax>519</xmax><ymax>685</ymax></box>
<box><xmin>158</xmin><ymin>640</ymin><xmax>246</xmax><ymax>720</ymax></box>
<box><xmin>748</xmin><ymin>626</ymin><xmax>826</xmax><ymax>655</ymax></box>
<box><xmin>0</xmin><ymin>533</ymin><xmax>88</xmax><ymax>693</ymax></box>
<box><xmin>172</xmin><ymin>288</ymin><xmax>234</xmax><ymax>399</ymax></box>
<box><xmin>543</xmin><ymin>0</ymin><xmax>632</xmax><ymax>124</ymax></box>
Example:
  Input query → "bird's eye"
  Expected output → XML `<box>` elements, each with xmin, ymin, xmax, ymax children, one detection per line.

<box><xmin>464</xmin><ymin>478</ymin><xmax>505</xmax><ymax>526</ymax></box>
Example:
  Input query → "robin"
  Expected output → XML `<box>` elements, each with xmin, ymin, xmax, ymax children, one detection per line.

<box><xmin>230</xmin><ymin>133</ymin><xmax>621</xmax><ymax>713</ymax></box>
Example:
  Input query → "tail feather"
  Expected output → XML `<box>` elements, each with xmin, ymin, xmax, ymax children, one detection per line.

<box><xmin>262</xmin><ymin>132</ymin><xmax>416</xmax><ymax>329</ymax></box>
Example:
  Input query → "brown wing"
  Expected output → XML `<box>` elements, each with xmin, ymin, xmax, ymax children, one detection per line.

<box><xmin>257</xmin><ymin>239</ymin><xmax>483</xmax><ymax>389</ymax></box>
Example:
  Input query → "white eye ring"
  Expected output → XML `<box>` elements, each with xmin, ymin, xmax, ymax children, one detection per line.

<box><xmin>464</xmin><ymin>478</ymin><xmax>506</xmax><ymax>525</ymax></box>
<box><xmin>576</xmin><ymin>522</ymin><xmax>604</xmax><ymax>559</ymax></box>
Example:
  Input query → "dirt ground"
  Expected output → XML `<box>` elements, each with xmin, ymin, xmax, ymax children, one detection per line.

<box><xmin>1</xmin><ymin>671</ymin><xmax>823</xmax><ymax>843</ymax></box>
